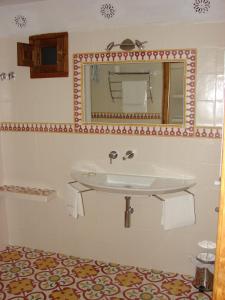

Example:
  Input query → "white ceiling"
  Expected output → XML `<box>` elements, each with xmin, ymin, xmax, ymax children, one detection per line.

<box><xmin>0</xmin><ymin>0</ymin><xmax>46</xmax><ymax>6</ymax></box>
<box><xmin>0</xmin><ymin>0</ymin><xmax>225</xmax><ymax>38</ymax></box>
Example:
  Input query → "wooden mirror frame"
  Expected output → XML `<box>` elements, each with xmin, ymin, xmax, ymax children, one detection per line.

<box><xmin>73</xmin><ymin>49</ymin><xmax>196</xmax><ymax>137</ymax></box>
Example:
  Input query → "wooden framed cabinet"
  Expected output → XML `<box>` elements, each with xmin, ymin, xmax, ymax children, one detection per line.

<box><xmin>17</xmin><ymin>32</ymin><xmax>68</xmax><ymax>78</ymax></box>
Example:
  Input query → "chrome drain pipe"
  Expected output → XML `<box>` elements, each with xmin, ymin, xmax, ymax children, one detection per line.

<box><xmin>124</xmin><ymin>196</ymin><xmax>134</xmax><ymax>228</ymax></box>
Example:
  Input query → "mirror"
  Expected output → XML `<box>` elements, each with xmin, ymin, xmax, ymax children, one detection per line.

<box><xmin>74</xmin><ymin>49</ymin><xmax>196</xmax><ymax>136</ymax></box>
<box><xmin>84</xmin><ymin>61</ymin><xmax>185</xmax><ymax>125</ymax></box>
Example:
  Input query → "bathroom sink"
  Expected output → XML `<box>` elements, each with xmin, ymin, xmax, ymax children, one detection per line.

<box><xmin>71</xmin><ymin>170</ymin><xmax>195</xmax><ymax>195</ymax></box>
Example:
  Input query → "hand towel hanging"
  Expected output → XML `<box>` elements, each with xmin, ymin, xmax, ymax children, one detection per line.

<box><xmin>161</xmin><ymin>191</ymin><xmax>196</xmax><ymax>230</ymax></box>
<box><xmin>65</xmin><ymin>183</ymin><xmax>85</xmax><ymax>218</ymax></box>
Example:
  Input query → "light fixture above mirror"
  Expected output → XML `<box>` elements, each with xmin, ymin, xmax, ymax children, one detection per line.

<box><xmin>106</xmin><ymin>39</ymin><xmax>148</xmax><ymax>51</ymax></box>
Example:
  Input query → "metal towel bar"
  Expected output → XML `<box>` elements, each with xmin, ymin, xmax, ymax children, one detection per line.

<box><xmin>152</xmin><ymin>189</ymin><xmax>195</xmax><ymax>202</ymax></box>
<box><xmin>68</xmin><ymin>181</ymin><xmax>93</xmax><ymax>195</ymax></box>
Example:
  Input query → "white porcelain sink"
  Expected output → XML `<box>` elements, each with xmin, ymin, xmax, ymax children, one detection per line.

<box><xmin>71</xmin><ymin>170</ymin><xmax>195</xmax><ymax>195</ymax></box>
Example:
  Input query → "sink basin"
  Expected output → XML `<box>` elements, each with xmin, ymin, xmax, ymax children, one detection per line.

<box><xmin>71</xmin><ymin>170</ymin><xmax>195</xmax><ymax>195</ymax></box>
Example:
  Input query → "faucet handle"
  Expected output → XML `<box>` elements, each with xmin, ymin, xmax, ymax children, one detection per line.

<box><xmin>123</xmin><ymin>150</ymin><xmax>134</xmax><ymax>160</ymax></box>
<box><xmin>109</xmin><ymin>150</ymin><xmax>118</xmax><ymax>164</ymax></box>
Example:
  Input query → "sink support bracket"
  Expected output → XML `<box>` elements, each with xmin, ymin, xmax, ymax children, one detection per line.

<box><xmin>68</xmin><ymin>180</ymin><xmax>94</xmax><ymax>194</ymax></box>
<box><xmin>152</xmin><ymin>189</ymin><xmax>195</xmax><ymax>202</ymax></box>
<box><xmin>124</xmin><ymin>196</ymin><xmax>134</xmax><ymax>228</ymax></box>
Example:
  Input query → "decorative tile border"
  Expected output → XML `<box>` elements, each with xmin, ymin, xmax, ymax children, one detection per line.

<box><xmin>0</xmin><ymin>122</ymin><xmax>221</xmax><ymax>138</ymax></box>
<box><xmin>74</xmin><ymin>49</ymin><xmax>197</xmax><ymax>137</ymax></box>
<box><xmin>0</xmin><ymin>122</ymin><xmax>74</xmax><ymax>133</ymax></box>
<box><xmin>91</xmin><ymin>112</ymin><xmax>161</xmax><ymax>120</ymax></box>
<box><xmin>0</xmin><ymin>185</ymin><xmax>56</xmax><ymax>202</ymax></box>
<box><xmin>0</xmin><ymin>185</ymin><xmax>55</xmax><ymax>196</ymax></box>
<box><xmin>73</xmin><ymin>50</ymin><xmax>222</xmax><ymax>139</ymax></box>
<box><xmin>195</xmin><ymin>127</ymin><xmax>222</xmax><ymax>138</ymax></box>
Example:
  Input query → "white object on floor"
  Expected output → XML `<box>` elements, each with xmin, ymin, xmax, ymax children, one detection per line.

<box><xmin>161</xmin><ymin>191</ymin><xmax>195</xmax><ymax>230</ymax></box>
<box><xmin>197</xmin><ymin>252</ymin><xmax>215</xmax><ymax>263</ymax></box>
<box><xmin>122</xmin><ymin>80</ymin><xmax>147</xmax><ymax>112</ymax></box>
<box><xmin>65</xmin><ymin>183</ymin><xmax>85</xmax><ymax>218</ymax></box>
<box><xmin>198</xmin><ymin>240</ymin><xmax>216</xmax><ymax>249</ymax></box>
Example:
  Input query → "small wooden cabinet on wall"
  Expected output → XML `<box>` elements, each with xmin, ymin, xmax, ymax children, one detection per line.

<box><xmin>17</xmin><ymin>32</ymin><xmax>68</xmax><ymax>78</ymax></box>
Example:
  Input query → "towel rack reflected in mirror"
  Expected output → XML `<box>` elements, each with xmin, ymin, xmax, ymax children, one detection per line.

<box><xmin>108</xmin><ymin>71</ymin><xmax>153</xmax><ymax>103</ymax></box>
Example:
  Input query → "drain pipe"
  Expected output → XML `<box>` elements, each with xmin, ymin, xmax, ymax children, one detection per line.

<box><xmin>124</xmin><ymin>196</ymin><xmax>134</xmax><ymax>228</ymax></box>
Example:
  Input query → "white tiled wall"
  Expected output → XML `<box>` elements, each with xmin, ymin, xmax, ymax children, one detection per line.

<box><xmin>196</xmin><ymin>48</ymin><xmax>224</xmax><ymax>127</ymax></box>
<box><xmin>0</xmin><ymin>22</ymin><xmax>224</xmax><ymax>276</ymax></box>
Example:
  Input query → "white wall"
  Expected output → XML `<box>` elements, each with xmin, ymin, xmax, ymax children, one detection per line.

<box><xmin>0</xmin><ymin>134</ymin><xmax>8</xmax><ymax>250</ymax></box>
<box><xmin>0</xmin><ymin>22</ymin><xmax>224</xmax><ymax>275</ymax></box>
<box><xmin>0</xmin><ymin>40</ymin><xmax>9</xmax><ymax>249</ymax></box>
<box><xmin>0</xmin><ymin>198</ymin><xmax>8</xmax><ymax>250</ymax></box>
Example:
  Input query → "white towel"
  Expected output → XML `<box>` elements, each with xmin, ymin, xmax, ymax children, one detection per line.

<box><xmin>122</xmin><ymin>81</ymin><xmax>147</xmax><ymax>112</ymax></box>
<box><xmin>161</xmin><ymin>192</ymin><xmax>195</xmax><ymax>230</ymax></box>
<box><xmin>65</xmin><ymin>183</ymin><xmax>85</xmax><ymax>218</ymax></box>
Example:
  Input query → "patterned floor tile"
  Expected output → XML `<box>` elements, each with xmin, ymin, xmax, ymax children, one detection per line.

<box><xmin>0</xmin><ymin>245</ymin><xmax>212</xmax><ymax>299</ymax></box>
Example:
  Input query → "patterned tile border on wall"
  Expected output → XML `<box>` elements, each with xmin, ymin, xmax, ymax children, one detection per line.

<box><xmin>0</xmin><ymin>49</ymin><xmax>222</xmax><ymax>138</ymax></box>
<box><xmin>195</xmin><ymin>127</ymin><xmax>222</xmax><ymax>138</ymax></box>
<box><xmin>0</xmin><ymin>185</ymin><xmax>55</xmax><ymax>197</ymax></box>
<box><xmin>0</xmin><ymin>123</ymin><xmax>74</xmax><ymax>133</ymax></box>
<box><xmin>73</xmin><ymin>49</ymin><xmax>222</xmax><ymax>139</ymax></box>
<box><xmin>91</xmin><ymin>112</ymin><xmax>161</xmax><ymax>120</ymax></box>
<box><xmin>0</xmin><ymin>122</ymin><xmax>222</xmax><ymax>138</ymax></box>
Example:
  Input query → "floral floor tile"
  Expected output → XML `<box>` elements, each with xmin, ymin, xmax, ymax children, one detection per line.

<box><xmin>0</xmin><ymin>245</ymin><xmax>212</xmax><ymax>299</ymax></box>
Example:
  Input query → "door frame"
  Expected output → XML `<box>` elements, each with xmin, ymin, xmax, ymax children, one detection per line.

<box><xmin>213</xmin><ymin>116</ymin><xmax>225</xmax><ymax>299</ymax></box>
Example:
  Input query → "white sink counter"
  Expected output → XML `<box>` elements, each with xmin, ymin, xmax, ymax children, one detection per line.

<box><xmin>71</xmin><ymin>170</ymin><xmax>195</xmax><ymax>195</ymax></box>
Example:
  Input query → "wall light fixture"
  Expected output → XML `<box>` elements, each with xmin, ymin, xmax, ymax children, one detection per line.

<box><xmin>106</xmin><ymin>38</ymin><xmax>148</xmax><ymax>51</ymax></box>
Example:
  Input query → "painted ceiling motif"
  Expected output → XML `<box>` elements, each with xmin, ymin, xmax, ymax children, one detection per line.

<box><xmin>0</xmin><ymin>0</ymin><xmax>224</xmax><ymax>37</ymax></box>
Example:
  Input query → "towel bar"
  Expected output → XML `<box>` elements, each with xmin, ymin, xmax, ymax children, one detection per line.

<box><xmin>68</xmin><ymin>181</ymin><xmax>93</xmax><ymax>195</ymax></box>
<box><xmin>152</xmin><ymin>189</ymin><xmax>195</xmax><ymax>202</ymax></box>
<box><xmin>185</xmin><ymin>190</ymin><xmax>195</xmax><ymax>197</ymax></box>
<box><xmin>152</xmin><ymin>194</ymin><xmax>165</xmax><ymax>201</ymax></box>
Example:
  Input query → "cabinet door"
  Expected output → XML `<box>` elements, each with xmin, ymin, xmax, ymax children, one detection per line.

<box><xmin>17</xmin><ymin>42</ymin><xmax>33</xmax><ymax>67</ymax></box>
<box><xmin>17</xmin><ymin>32</ymin><xmax>68</xmax><ymax>78</ymax></box>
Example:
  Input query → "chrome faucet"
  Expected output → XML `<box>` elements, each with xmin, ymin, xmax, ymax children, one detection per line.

<box><xmin>123</xmin><ymin>150</ymin><xmax>134</xmax><ymax>160</ymax></box>
<box><xmin>109</xmin><ymin>150</ymin><xmax>118</xmax><ymax>164</ymax></box>
<box><xmin>0</xmin><ymin>72</ymin><xmax>6</xmax><ymax>80</ymax></box>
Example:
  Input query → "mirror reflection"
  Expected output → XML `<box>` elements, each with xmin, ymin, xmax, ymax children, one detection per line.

<box><xmin>83</xmin><ymin>62</ymin><xmax>185</xmax><ymax>125</ymax></box>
